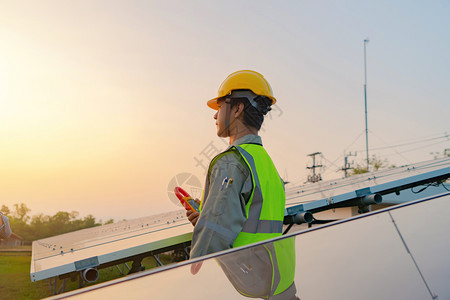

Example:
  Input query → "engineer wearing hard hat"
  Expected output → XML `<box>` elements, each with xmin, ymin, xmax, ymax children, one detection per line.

<box><xmin>187</xmin><ymin>70</ymin><xmax>286</xmax><ymax>258</ymax></box>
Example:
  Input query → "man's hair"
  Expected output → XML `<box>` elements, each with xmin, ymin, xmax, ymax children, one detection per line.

<box><xmin>228</xmin><ymin>92</ymin><xmax>272</xmax><ymax>130</ymax></box>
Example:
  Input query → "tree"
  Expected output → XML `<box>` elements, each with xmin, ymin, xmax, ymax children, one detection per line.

<box><xmin>104</xmin><ymin>219</ymin><xmax>114</xmax><ymax>225</ymax></box>
<box><xmin>82</xmin><ymin>215</ymin><xmax>98</xmax><ymax>228</ymax></box>
<box><xmin>30</xmin><ymin>214</ymin><xmax>51</xmax><ymax>240</ymax></box>
<box><xmin>430</xmin><ymin>148</ymin><xmax>450</xmax><ymax>159</ymax></box>
<box><xmin>444</xmin><ymin>148</ymin><xmax>450</xmax><ymax>157</ymax></box>
<box><xmin>1</xmin><ymin>205</ymin><xmax>10</xmax><ymax>215</ymax></box>
<box><xmin>351</xmin><ymin>155</ymin><xmax>391</xmax><ymax>175</ymax></box>
<box><xmin>13</xmin><ymin>203</ymin><xmax>31</xmax><ymax>222</ymax></box>
<box><xmin>4</xmin><ymin>203</ymin><xmax>106</xmax><ymax>242</ymax></box>
<box><xmin>8</xmin><ymin>204</ymin><xmax>33</xmax><ymax>241</ymax></box>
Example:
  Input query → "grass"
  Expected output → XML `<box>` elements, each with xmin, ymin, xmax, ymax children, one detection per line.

<box><xmin>0</xmin><ymin>249</ymin><xmax>176</xmax><ymax>299</ymax></box>
<box><xmin>0</xmin><ymin>251</ymin><xmax>49</xmax><ymax>299</ymax></box>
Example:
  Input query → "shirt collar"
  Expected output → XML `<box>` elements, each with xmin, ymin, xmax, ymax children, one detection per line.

<box><xmin>230</xmin><ymin>134</ymin><xmax>263</xmax><ymax>147</ymax></box>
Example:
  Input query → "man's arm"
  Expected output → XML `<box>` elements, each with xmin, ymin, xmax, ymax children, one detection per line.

<box><xmin>190</xmin><ymin>153</ymin><xmax>252</xmax><ymax>258</ymax></box>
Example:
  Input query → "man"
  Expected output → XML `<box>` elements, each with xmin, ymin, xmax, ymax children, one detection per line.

<box><xmin>188</xmin><ymin>70</ymin><xmax>285</xmax><ymax>258</ymax></box>
<box><xmin>0</xmin><ymin>211</ymin><xmax>12</xmax><ymax>239</ymax></box>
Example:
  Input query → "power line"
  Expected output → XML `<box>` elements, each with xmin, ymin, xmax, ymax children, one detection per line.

<box><xmin>379</xmin><ymin>139</ymin><xmax>450</xmax><ymax>158</ymax></box>
<box><xmin>322</xmin><ymin>133</ymin><xmax>449</xmax><ymax>176</ymax></box>
<box><xmin>321</xmin><ymin>154</ymin><xmax>341</xmax><ymax>172</ymax></box>
<box><xmin>354</xmin><ymin>132</ymin><xmax>449</xmax><ymax>152</ymax></box>
<box><xmin>353</xmin><ymin>132</ymin><xmax>450</xmax><ymax>163</ymax></box>
<box><xmin>367</xmin><ymin>130</ymin><xmax>412</xmax><ymax>164</ymax></box>
<box><xmin>324</xmin><ymin>130</ymin><xmax>366</xmax><ymax>174</ymax></box>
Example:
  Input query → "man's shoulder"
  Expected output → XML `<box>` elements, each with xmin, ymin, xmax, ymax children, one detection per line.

<box><xmin>214</xmin><ymin>148</ymin><xmax>245</xmax><ymax>164</ymax></box>
<box><xmin>211</xmin><ymin>148</ymin><xmax>249</xmax><ymax>175</ymax></box>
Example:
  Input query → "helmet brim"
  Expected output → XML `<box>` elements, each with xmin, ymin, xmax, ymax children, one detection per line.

<box><xmin>207</xmin><ymin>97</ymin><xmax>220</xmax><ymax>110</ymax></box>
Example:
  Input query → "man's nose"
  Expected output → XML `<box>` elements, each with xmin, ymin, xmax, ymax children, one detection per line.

<box><xmin>213</xmin><ymin>111</ymin><xmax>218</xmax><ymax>120</ymax></box>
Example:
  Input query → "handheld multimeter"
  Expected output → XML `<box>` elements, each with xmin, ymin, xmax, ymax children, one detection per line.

<box><xmin>174</xmin><ymin>187</ymin><xmax>200</xmax><ymax>212</ymax></box>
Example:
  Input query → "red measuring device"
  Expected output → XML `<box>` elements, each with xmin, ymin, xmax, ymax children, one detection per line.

<box><xmin>174</xmin><ymin>187</ymin><xmax>200</xmax><ymax>212</ymax></box>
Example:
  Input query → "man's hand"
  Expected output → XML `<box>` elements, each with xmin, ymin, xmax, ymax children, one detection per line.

<box><xmin>186</xmin><ymin>198</ymin><xmax>201</xmax><ymax>226</ymax></box>
<box><xmin>190</xmin><ymin>261</ymin><xmax>203</xmax><ymax>275</ymax></box>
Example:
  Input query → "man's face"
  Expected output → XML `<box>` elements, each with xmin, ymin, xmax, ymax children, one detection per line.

<box><xmin>214</xmin><ymin>99</ymin><xmax>228</xmax><ymax>138</ymax></box>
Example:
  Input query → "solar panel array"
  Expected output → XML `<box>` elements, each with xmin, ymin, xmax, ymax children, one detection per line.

<box><xmin>31</xmin><ymin>157</ymin><xmax>450</xmax><ymax>290</ymax></box>
<box><xmin>48</xmin><ymin>192</ymin><xmax>450</xmax><ymax>299</ymax></box>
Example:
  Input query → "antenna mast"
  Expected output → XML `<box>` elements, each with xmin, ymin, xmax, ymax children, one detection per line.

<box><xmin>364</xmin><ymin>39</ymin><xmax>370</xmax><ymax>172</ymax></box>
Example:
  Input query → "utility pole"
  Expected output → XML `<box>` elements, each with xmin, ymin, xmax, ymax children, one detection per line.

<box><xmin>306</xmin><ymin>152</ymin><xmax>323</xmax><ymax>183</ymax></box>
<box><xmin>341</xmin><ymin>152</ymin><xmax>357</xmax><ymax>177</ymax></box>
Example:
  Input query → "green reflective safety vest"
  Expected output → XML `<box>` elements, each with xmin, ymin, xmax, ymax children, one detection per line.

<box><xmin>201</xmin><ymin>143</ymin><xmax>286</xmax><ymax>248</ymax></box>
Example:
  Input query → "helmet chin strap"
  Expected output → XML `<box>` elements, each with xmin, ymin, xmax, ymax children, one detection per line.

<box><xmin>224</xmin><ymin>97</ymin><xmax>232</xmax><ymax>137</ymax></box>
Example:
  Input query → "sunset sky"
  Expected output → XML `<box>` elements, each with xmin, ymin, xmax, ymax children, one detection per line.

<box><xmin>1</xmin><ymin>1</ymin><xmax>449</xmax><ymax>221</ymax></box>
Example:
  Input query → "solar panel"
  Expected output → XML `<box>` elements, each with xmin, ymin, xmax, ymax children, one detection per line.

<box><xmin>285</xmin><ymin>157</ymin><xmax>450</xmax><ymax>216</ymax></box>
<box><xmin>47</xmin><ymin>192</ymin><xmax>450</xmax><ymax>299</ymax></box>
<box><xmin>31</xmin><ymin>210</ymin><xmax>192</xmax><ymax>282</ymax></box>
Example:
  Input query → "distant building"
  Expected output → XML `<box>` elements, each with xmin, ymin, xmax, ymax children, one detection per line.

<box><xmin>0</xmin><ymin>232</ymin><xmax>24</xmax><ymax>247</ymax></box>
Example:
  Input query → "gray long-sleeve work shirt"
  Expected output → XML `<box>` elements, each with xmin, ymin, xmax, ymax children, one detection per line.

<box><xmin>190</xmin><ymin>134</ymin><xmax>262</xmax><ymax>258</ymax></box>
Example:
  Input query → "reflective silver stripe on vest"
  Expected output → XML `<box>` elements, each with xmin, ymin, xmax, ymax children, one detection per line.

<box><xmin>235</xmin><ymin>146</ymin><xmax>263</xmax><ymax>233</ymax></box>
<box><xmin>255</xmin><ymin>220</ymin><xmax>283</xmax><ymax>233</ymax></box>
<box><xmin>235</xmin><ymin>146</ymin><xmax>282</xmax><ymax>234</ymax></box>
<box><xmin>265</xmin><ymin>243</ymin><xmax>281</xmax><ymax>296</ymax></box>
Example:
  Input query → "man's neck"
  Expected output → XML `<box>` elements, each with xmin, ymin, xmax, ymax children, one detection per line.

<box><xmin>229</xmin><ymin>126</ymin><xmax>258</xmax><ymax>145</ymax></box>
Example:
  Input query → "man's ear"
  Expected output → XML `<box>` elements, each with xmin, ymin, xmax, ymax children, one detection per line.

<box><xmin>234</xmin><ymin>102</ymin><xmax>245</xmax><ymax>118</ymax></box>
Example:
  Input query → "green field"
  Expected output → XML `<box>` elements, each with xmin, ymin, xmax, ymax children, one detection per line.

<box><xmin>0</xmin><ymin>250</ymin><xmax>49</xmax><ymax>299</ymax></box>
<box><xmin>0</xmin><ymin>249</ymin><xmax>173</xmax><ymax>299</ymax></box>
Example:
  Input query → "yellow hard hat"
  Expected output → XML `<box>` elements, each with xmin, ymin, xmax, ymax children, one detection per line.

<box><xmin>207</xmin><ymin>70</ymin><xmax>276</xmax><ymax>110</ymax></box>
